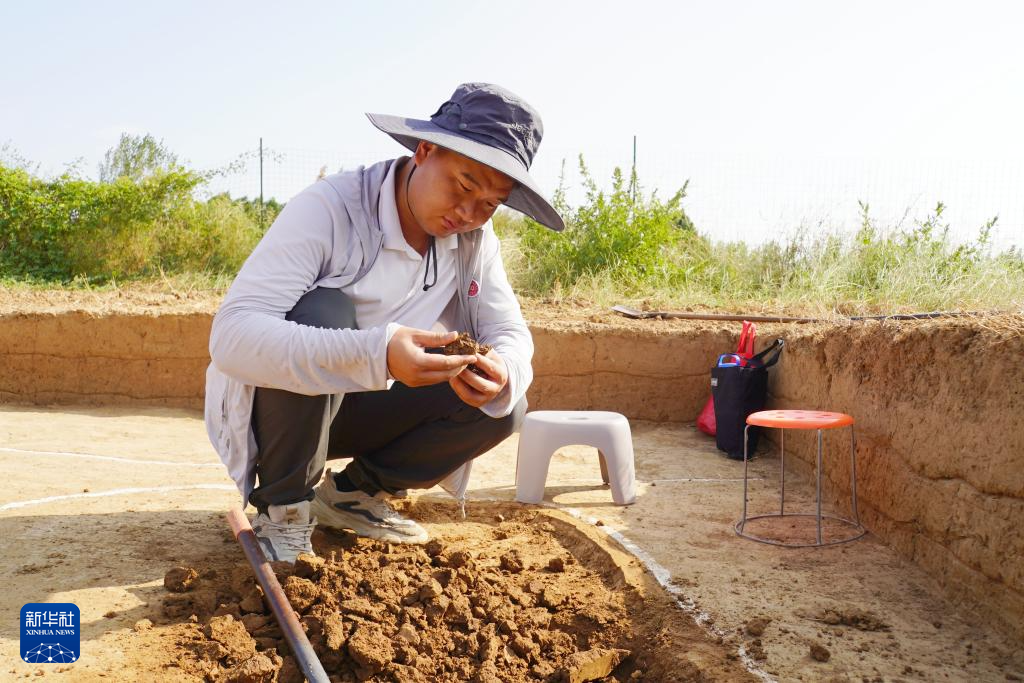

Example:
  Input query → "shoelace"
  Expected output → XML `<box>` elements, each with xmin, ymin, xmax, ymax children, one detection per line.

<box><xmin>260</xmin><ymin>518</ymin><xmax>315</xmax><ymax>554</ymax></box>
<box><xmin>360</xmin><ymin>495</ymin><xmax>414</xmax><ymax>525</ymax></box>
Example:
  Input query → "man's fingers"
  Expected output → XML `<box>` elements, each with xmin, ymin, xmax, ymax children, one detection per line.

<box><xmin>415</xmin><ymin>369</ymin><xmax>466</xmax><ymax>385</ymax></box>
<box><xmin>471</xmin><ymin>353</ymin><xmax>502</xmax><ymax>380</ymax></box>
<box><xmin>457</xmin><ymin>366</ymin><xmax>498</xmax><ymax>393</ymax></box>
<box><xmin>417</xmin><ymin>352</ymin><xmax>475</xmax><ymax>371</ymax></box>
<box><xmin>410</xmin><ymin>329</ymin><xmax>458</xmax><ymax>348</ymax></box>
<box><xmin>450</xmin><ymin>374</ymin><xmax>487</xmax><ymax>406</ymax></box>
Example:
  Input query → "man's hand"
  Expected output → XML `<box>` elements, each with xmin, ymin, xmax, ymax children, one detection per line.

<box><xmin>449</xmin><ymin>348</ymin><xmax>508</xmax><ymax>408</ymax></box>
<box><xmin>387</xmin><ymin>328</ymin><xmax>475</xmax><ymax>387</ymax></box>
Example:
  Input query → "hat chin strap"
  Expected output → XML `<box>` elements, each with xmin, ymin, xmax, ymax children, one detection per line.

<box><xmin>403</xmin><ymin>162</ymin><xmax>438</xmax><ymax>292</ymax></box>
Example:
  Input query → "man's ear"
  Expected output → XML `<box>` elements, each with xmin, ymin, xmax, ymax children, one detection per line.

<box><xmin>414</xmin><ymin>141</ymin><xmax>436</xmax><ymax>164</ymax></box>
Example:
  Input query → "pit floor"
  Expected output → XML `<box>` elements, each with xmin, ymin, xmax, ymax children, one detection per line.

<box><xmin>1</xmin><ymin>405</ymin><xmax>1021</xmax><ymax>682</ymax></box>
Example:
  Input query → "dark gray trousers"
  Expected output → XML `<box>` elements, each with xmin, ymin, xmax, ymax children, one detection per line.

<box><xmin>248</xmin><ymin>287</ymin><xmax>526</xmax><ymax>514</ymax></box>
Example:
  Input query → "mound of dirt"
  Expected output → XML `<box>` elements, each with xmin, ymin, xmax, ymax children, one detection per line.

<box><xmin>164</xmin><ymin>505</ymin><xmax>751</xmax><ymax>682</ymax></box>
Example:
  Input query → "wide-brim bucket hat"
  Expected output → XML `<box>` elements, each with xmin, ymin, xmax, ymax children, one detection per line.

<box><xmin>367</xmin><ymin>82</ymin><xmax>565</xmax><ymax>232</ymax></box>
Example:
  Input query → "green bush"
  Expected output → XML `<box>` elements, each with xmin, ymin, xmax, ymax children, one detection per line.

<box><xmin>0</xmin><ymin>162</ymin><xmax>269</xmax><ymax>282</ymax></box>
<box><xmin>500</xmin><ymin>161</ymin><xmax>1024</xmax><ymax>313</ymax></box>
<box><xmin>510</xmin><ymin>156</ymin><xmax>697</xmax><ymax>296</ymax></box>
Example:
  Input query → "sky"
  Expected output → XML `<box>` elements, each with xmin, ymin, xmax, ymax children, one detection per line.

<box><xmin>3</xmin><ymin>1</ymin><xmax>1023</xmax><ymax>247</ymax></box>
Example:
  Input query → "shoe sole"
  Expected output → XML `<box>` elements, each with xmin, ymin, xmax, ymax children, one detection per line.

<box><xmin>310</xmin><ymin>496</ymin><xmax>428</xmax><ymax>544</ymax></box>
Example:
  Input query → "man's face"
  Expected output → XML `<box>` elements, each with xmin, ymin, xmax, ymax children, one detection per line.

<box><xmin>409</xmin><ymin>142</ymin><xmax>516</xmax><ymax>238</ymax></box>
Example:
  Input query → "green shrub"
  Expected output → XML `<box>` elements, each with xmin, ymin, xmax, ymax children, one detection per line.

<box><xmin>0</xmin><ymin>162</ymin><xmax>268</xmax><ymax>282</ymax></box>
<box><xmin>500</xmin><ymin>162</ymin><xmax>1023</xmax><ymax>313</ymax></box>
<box><xmin>511</xmin><ymin>156</ymin><xmax>697</xmax><ymax>296</ymax></box>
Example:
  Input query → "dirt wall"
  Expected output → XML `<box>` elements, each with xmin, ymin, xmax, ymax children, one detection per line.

<box><xmin>1</xmin><ymin>308</ymin><xmax>1021</xmax><ymax>641</ymax></box>
<box><xmin>0</xmin><ymin>312</ymin><xmax>213</xmax><ymax>409</ymax></box>
<box><xmin>0</xmin><ymin>311</ymin><xmax>733</xmax><ymax>419</ymax></box>
<box><xmin>767</xmin><ymin>317</ymin><xmax>1024</xmax><ymax>643</ymax></box>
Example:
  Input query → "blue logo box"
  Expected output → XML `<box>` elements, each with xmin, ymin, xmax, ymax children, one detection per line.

<box><xmin>20</xmin><ymin>603</ymin><xmax>80</xmax><ymax>664</ymax></box>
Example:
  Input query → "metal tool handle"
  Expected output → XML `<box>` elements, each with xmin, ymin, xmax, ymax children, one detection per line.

<box><xmin>226</xmin><ymin>508</ymin><xmax>330</xmax><ymax>683</ymax></box>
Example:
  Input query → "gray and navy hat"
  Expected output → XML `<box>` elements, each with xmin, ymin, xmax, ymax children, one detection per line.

<box><xmin>367</xmin><ymin>82</ymin><xmax>565</xmax><ymax>232</ymax></box>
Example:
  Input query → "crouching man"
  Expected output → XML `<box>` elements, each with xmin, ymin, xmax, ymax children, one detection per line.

<box><xmin>204</xmin><ymin>83</ymin><xmax>564</xmax><ymax>562</ymax></box>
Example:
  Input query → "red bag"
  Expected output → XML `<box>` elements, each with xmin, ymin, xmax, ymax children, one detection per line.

<box><xmin>696</xmin><ymin>321</ymin><xmax>756</xmax><ymax>436</ymax></box>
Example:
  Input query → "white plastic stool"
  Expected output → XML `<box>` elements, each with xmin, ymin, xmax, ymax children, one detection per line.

<box><xmin>515</xmin><ymin>411</ymin><xmax>637</xmax><ymax>505</ymax></box>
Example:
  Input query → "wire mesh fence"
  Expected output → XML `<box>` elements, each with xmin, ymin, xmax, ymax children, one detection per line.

<box><xmin>205</xmin><ymin>140</ymin><xmax>1024</xmax><ymax>251</ymax></box>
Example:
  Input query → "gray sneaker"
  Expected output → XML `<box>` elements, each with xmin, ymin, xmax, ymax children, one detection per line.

<box><xmin>251</xmin><ymin>501</ymin><xmax>316</xmax><ymax>563</ymax></box>
<box><xmin>311</xmin><ymin>468</ymin><xmax>428</xmax><ymax>544</ymax></box>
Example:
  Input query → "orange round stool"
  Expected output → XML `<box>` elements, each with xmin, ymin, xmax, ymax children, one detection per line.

<box><xmin>735</xmin><ymin>409</ymin><xmax>865</xmax><ymax>547</ymax></box>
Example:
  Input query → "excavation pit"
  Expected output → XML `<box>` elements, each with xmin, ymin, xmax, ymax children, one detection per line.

<box><xmin>1</xmin><ymin>294</ymin><xmax>1022</xmax><ymax>681</ymax></box>
<box><xmin>168</xmin><ymin>501</ymin><xmax>751</xmax><ymax>682</ymax></box>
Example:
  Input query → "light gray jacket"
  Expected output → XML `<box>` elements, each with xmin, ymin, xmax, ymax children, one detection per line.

<box><xmin>204</xmin><ymin>159</ymin><xmax>533</xmax><ymax>506</ymax></box>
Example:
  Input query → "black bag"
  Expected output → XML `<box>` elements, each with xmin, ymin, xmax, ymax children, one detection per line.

<box><xmin>711</xmin><ymin>339</ymin><xmax>785</xmax><ymax>460</ymax></box>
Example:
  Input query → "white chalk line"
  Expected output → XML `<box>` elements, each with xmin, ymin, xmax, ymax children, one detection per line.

<box><xmin>556</xmin><ymin>505</ymin><xmax>774</xmax><ymax>682</ymax></box>
<box><xmin>488</xmin><ymin>476</ymin><xmax>764</xmax><ymax>486</ymax></box>
<box><xmin>420</xmin><ymin>492</ymin><xmax>776</xmax><ymax>682</ymax></box>
<box><xmin>0</xmin><ymin>446</ymin><xmax>221</xmax><ymax>468</ymax></box>
<box><xmin>647</xmin><ymin>476</ymin><xmax>764</xmax><ymax>484</ymax></box>
<box><xmin>0</xmin><ymin>484</ymin><xmax>237</xmax><ymax>511</ymax></box>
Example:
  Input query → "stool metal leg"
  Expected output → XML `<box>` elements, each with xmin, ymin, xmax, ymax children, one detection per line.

<box><xmin>850</xmin><ymin>425</ymin><xmax>860</xmax><ymax>525</ymax></box>
<box><xmin>816</xmin><ymin>428</ymin><xmax>823</xmax><ymax>545</ymax></box>
<box><xmin>740</xmin><ymin>425</ymin><xmax>750</xmax><ymax>533</ymax></box>
<box><xmin>779</xmin><ymin>429</ymin><xmax>786</xmax><ymax>516</ymax></box>
<box><xmin>735</xmin><ymin>419</ymin><xmax>865</xmax><ymax>548</ymax></box>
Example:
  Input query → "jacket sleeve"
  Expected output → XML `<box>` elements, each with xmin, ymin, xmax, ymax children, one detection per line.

<box><xmin>474</xmin><ymin>225</ymin><xmax>534</xmax><ymax>418</ymax></box>
<box><xmin>208</xmin><ymin>188</ymin><xmax>397</xmax><ymax>395</ymax></box>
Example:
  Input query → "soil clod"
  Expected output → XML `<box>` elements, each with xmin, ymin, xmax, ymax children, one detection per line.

<box><xmin>746</xmin><ymin>616</ymin><xmax>771</xmax><ymax>637</ymax></box>
<box><xmin>561</xmin><ymin>647</ymin><xmax>630</xmax><ymax>683</ymax></box>
<box><xmin>810</xmin><ymin>641</ymin><xmax>832</xmax><ymax>662</ymax></box>
<box><xmin>164</xmin><ymin>565</ymin><xmax>199</xmax><ymax>593</ymax></box>
<box><xmin>169</xmin><ymin>504</ymin><xmax>757</xmax><ymax>682</ymax></box>
<box><xmin>203</xmin><ymin>614</ymin><xmax>257</xmax><ymax>666</ymax></box>
<box><xmin>442</xmin><ymin>332</ymin><xmax>492</xmax><ymax>376</ymax></box>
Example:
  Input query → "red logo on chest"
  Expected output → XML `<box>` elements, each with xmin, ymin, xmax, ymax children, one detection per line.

<box><xmin>467</xmin><ymin>279</ymin><xmax>480</xmax><ymax>298</ymax></box>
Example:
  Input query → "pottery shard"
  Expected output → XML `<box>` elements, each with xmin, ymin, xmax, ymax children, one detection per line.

<box><xmin>282</xmin><ymin>575</ymin><xmax>319</xmax><ymax>613</ymax></box>
<box><xmin>348</xmin><ymin>624</ymin><xmax>395</xmax><ymax>672</ymax></box>
<box><xmin>204</xmin><ymin>615</ymin><xmax>257</xmax><ymax>665</ymax></box>
<box><xmin>219</xmin><ymin>652</ymin><xmax>281</xmax><ymax>683</ymax></box>
<box><xmin>561</xmin><ymin>648</ymin><xmax>630</xmax><ymax>683</ymax></box>
<box><xmin>164</xmin><ymin>566</ymin><xmax>199</xmax><ymax>593</ymax></box>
